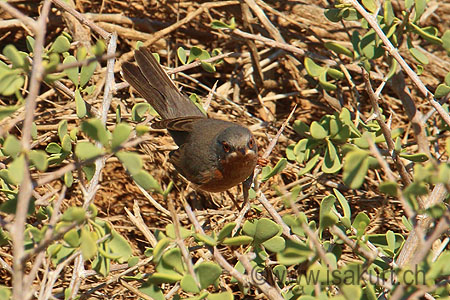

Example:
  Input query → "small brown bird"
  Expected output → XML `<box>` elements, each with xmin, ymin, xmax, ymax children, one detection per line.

<box><xmin>122</xmin><ymin>47</ymin><xmax>257</xmax><ymax>192</ymax></box>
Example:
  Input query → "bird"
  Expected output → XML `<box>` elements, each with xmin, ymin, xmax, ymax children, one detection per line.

<box><xmin>122</xmin><ymin>47</ymin><xmax>258</xmax><ymax>193</ymax></box>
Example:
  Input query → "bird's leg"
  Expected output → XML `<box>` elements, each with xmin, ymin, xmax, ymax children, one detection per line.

<box><xmin>242</xmin><ymin>170</ymin><xmax>254</xmax><ymax>203</ymax></box>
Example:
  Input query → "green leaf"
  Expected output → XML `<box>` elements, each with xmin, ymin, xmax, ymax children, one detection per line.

<box><xmin>58</xmin><ymin>120</ymin><xmax>68</xmax><ymax>142</ymax></box>
<box><xmin>111</xmin><ymin>123</ymin><xmax>132</xmax><ymax>149</ymax></box>
<box><xmin>8</xmin><ymin>155</ymin><xmax>25</xmax><ymax>184</ymax></box>
<box><xmin>26</xmin><ymin>36</ymin><xmax>35</xmax><ymax>52</ymax></box>
<box><xmin>148</xmin><ymin>272</ymin><xmax>183</xmax><ymax>284</ymax></box>
<box><xmin>80</xmin><ymin>228</ymin><xmax>97</xmax><ymax>260</ymax></box>
<box><xmin>262</xmin><ymin>236</ymin><xmax>286</xmax><ymax>252</ymax></box>
<box><xmin>322</xmin><ymin>140</ymin><xmax>341</xmax><ymax>173</ymax></box>
<box><xmin>61</xmin><ymin>135</ymin><xmax>72</xmax><ymax>153</ymax></box>
<box><xmin>63</xmin><ymin>55</ymin><xmax>79</xmax><ymax>87</ymax></box>
<box><xmin>399</xmin><ymin>152</ymin><xmax>428</xmax><ymax>162</ymax></box>
<box><xmin>50</xmin><ymin>35</ymin><xmax>71</xmax><ymax>53</ymax></box>
<box><xmin>324</xmin><ymin>42</ymin><xmax>353</xmax><ymax>58</ymax></box>
<box><xmin>320</xmin><ymin>195</ymin><xmax>337</xmax><ymax>232</ymax></box>
<box><xmin>261</xmin><ymin>158</ymin><xmax>287</xmax><ymax>182</ymax></box>
<box><xmin>334</xmin><ymin>188</ymin><xmax>351</xmax><ymax>220</ymax></box>
<box><xmin>435</xmin><ymin>84</ymin><xmax>450</xmax><ymax>99</ymax></box>
<box><xmin>379</xmin><ymin>181</ymin><xmax>398</xmax><ymax>196</ymax></box>
<box><xmin>384</xmin><ymin>0</ymin><xmax>395</xmax><ymax>25</ymax></box>
<box><xmin>310</xmin><ymin>121</ymin><xmax>328</xmax><ymax>139</ymax></box>
<box><xmin>210</xmin><ymin>17</ymin><xmax>236</xmax><ymax>30</ymax></box>
<box><xmin>29</xmin><ymin>150</ymin><xmax>48</xmax><ymax>171</ymax></box>
<box><xmin>153</xmin><ymin>237</ymin><xmax>172</xmax><ymax>263</ymax></box>
<box><xmin>217</xmin><ymin>222</ymin><xmax>236</xmax><ymax>241</ymax></box>
<box><xmin>3</xmin><ymin>45</ymin><xmax>26</xmax><ymax>68</ymax></box>
<box><xmin>46</xmin><ymin>142</ymin><xmax>62</xmax><ymax>154</ymax></box>
<box><xmin>0</xmin><ymin>106</ymin><xmax>18</xmax><ymax>121</ymax></box>
<box><xmin>116</xmin><ymin>151</ymin><xmax>143</xmax><ymax>175</ymax></box>
<box><xmin>201</xmin><ymin>61</ymin><xmax>216</xmax><ymax>73</ymax></box>
<box><xmin>180</xmin><ymin>274</ymin><xmax>200</xmax><ymax>293</ymax></box>
<box><xmin>75</xmin><ymin>89</ymin><xmax>87</xmax><ymax>118</ymax></box>
<box><xmin>343</xmin><ymin>150</ymin><xmax>369</xmax><ymax>189</ymax></box>
<box><xmin>81</xmin><ymin>118</ymin><xmax>109</xmax><ymax>146</ymax></box>
<box><xmin>61</xmin><ymin>207</ymin><xmax>86</xmax><ymax>223</ymax></box>
<box><xmin>177</xmin><ymin>47</ymin><xmax>187</xmax><ymax>64</ymax></box>
<box><xmin>3</xmin><ymin>135</ymin><xmax>21</xmax><ymax>157</ymax></box>
<box><xmin>131</xmin><ymin>103</ymin><xmax>151</xmax><ymax>122</ymax></box>
<box><xmin>132</xmin><ymin>170</ymin><xmax>162</xmax><ymax>193</ymax></box>
<box><xmin>109</xmin><ymin>229</ymin><xmax>133</xmax><ymax>263</ymax></box>
<box><xmin>352</xmin><ymin>212</ymin><xmax>370</xmax><ymax>237</ymax></box>
<box><xmin>195</xmin><ymin>233</ymin><xmax>217</xmax><ymax>246</ymax></box>
<box><xmin>80</xmin><ymin>59</ymin><xmax>97</xmax><ymax>88</ymax></box>
<box><xmin>222</xmin><ymin>236</ymin><xmax>253</xmax><ymax>246</ymax></box>
<box><xmin>304</xmin><ymin>57</ymin><xmax>325</xmax><ymax>77</ymax></box>
<box><xmin>0</xmin><ymin>286</ymin><xmax>11</xmax><ymax>300</ymax></box>
<box><xmin>91</xmin><ymin>40</ymin><xmax>106</xmax><ymax>56</ymax></box>
<box><xmin>327</xmin><ymin>68</ymin><xmax>345</xmax><ymax>80</ymax></box>
<box><xmin>139</xmin><ymin>283</ymin><xmax>165</xmax><ymax>300</ymax></box>
<box><xmin>207</xmin><ymin>291</ymin><xmax>233</xmax><ymax>300</ymax></box>
<box><xmin>75</xmin><ymin>141</ymin><xmax>102</xmax><ymax>160</ymax></box>
<box><xmin>409</xmin><ymin>47</ymin><xmax>429</xmax><ymax>65</ymax></box>
<box><xmin>362</xmin><ymin>0</ymin><xmax>376</xmax><ymax>13</ymax></box>
<box><xmin>254</xmin><ymin>218</ymin><xmax>281</xmax><ymax>245</ymax></box>
<box><xmin>196</xmin><ymin>262</ymin><xmax>222</xmax><ymax>289</ymax></box>
<box><xmin>443</xmin><ymin>30</ymin><xmax>450</xmax><ymax>54</ymax></box>
<box><xmin>319</xmin><ymin>71</ymin><xmax>337</xmax><ymax>91</ymax></box>
<box><xmin>298</xmin><ymin>153</ymin><xmax>320</xmax><ymax>176</ymax></box>
<box><xmin>64</xmin><ymin>171</ymin><xmax>73</xmax><ymax>188</ymax></box>
<box><xmin>413</xmin><ymin>0</ymin><xmax>426</xmax><ymax>21</ymax></box>
<box><xmin>0</xmin><ymin>74</ymin><xmax>25</xmax><ymax>96</ymax></box>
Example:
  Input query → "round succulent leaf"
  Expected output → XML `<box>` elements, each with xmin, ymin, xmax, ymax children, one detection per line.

<box><xmin>409</xmin><ymin>47</ymin><xmax>429</xmax><ymax>65</ymax></box>
<box><xmin>399</xmin><ymin>152</ymin><xmax>428</xmax><ymax>162</ymax></box>
<box><xmin>116</xmin><ymin>151</ymin><xmax>142</xmax><ymax>175</ymax></box>
<box><xmin>242</xmin><ymin>220</ymin><xmax>256</xmax><ymax>237</ymax></box>
<box><xmin>111</xmin><ymin>123</ymin><xmax>132</xmax><ymax>150</ymax></box>
<box><xmin>50</xmin><ymin>35</ymin><xmax>71</xmax><ymax>53</ymax></box>
<box><xmin>81</xmin><ymin>119</ymin><xmax>109</xmax><ymax>146</ymax></box>
<box><xmin>343</xmin><ymin>149</ymin><xmax>369</xmax><ymax>189</ymax></box>
<box><xmin>75</xmin><ymin>141</ymin><xmax>102</xmax><ymax>160</ymax></box>
<box><xmin>177</xmin><ymin>47</ymin><xmax>187</xmax><ymax>64</ymax></box>
<box><xmin>8</xmin><ymin>155</ymin><xmax>25</xmax><ymax>185</ymax></box>
<box><xmin>333</xmin><ymin>188</ymin><xmax>351</xmax><ymax>220</ymax></box>
<box><xmin>148</xmin><ymin>272</ymin><xmax>183</xmax><ymax>284</ymax></box>
<box><xmin>63</xmin><ymin>228</ymin><xmax>80</xmax><ymax>248</ymax></box>
<box><xmin>277</xmin><ymin>240</ymin><xmax>312</xmax><ymax>265</ymax></box>
<box><xmin>0</xmin><ymin>74</ymin><xmax>25</xmax><ymax>96</ymax></box>
<box><xmin>3</xmin><ymin>44</ymin><xmax>26</xmax><ymax>68</ymax></box>
<box><xmin>29</xmin><ymin>150</ymin><xmax>48</xmax><ymax>171</ymax></box>
<box><xmin>80</xmin><ymin>59</ymin><xmax>97</xmax><ymax>88</ymax></box>
<box><xmin>310</xmin><ymin>121</ymin><xmax>328</xmax><ymax>140</ymax></box>
<box><xmin>3</xmin><ymin>135</ymin><xmax>21</xmax><ymax>157</ymax></box>
<box><xmin>0</xmin><ymin>106</ymin><xmax>18</xmax><ymax>121</ymax></box>
<box><xmin>254</xmin><ymin>218</ymin><xmax>281</xmax><ymax>245</ymax></box>
<box><xmin>131</xmin><ymin>103</ymin><xmax>151</xmax><ymax>122</ymax></box>
<box><xmin>298</xmin><ymin>153</ymin><xmax>320</xmax><ymax>176</ymax></box>
<box><xmin>153</xmin><ymin>237</ymin><xmax>172</xmax><ymax>263</ymax></box>
<box><xmin>324</xmin><ymin>42</ymin><xmax>353</xmax><ymax>57</ymax></box>
<box><xmin>75</xmin><ymin>89</ymin><xmax>87</xmax><ymax>119</ymax></box>
<box><xmin>304</xmin><ymin>57</ymin><xmax>325</xmax><ymax>77</ymax></box>
<box><xmin>217</xmin><ymin>222</ymin><xmax>236</xmax><ymax>241</ymax></box>
<box><xmin>352</xmin><ymin>212</ymin><xmax>370</xmax><ymax>237</ymax></box>
<box><xmin>180</xmin><ymin>274</ymin><xmax>200</xmax><ymax>293</ymax></box>
<box><xmin>222</xmin><ymin>236</ymin><xmax>253</xmax><ymax>246</ymax></box>
<box><xmin>162</xmin><ymin>248</ymin><xmax>185</xmax><ymax>274</ymax></box>
<box><xmin>435</xmin><ymin>84</ymin><xmax>450</xmax><ymax>99</ymax></box>
<box><xmin>262</xmin><ymin>236</ymin><xmax>286</xmax><ymax>252</ymax></box>
<box><xmin>63</xmin><ymin>55</ymin><xmax>79</xmax><ymax>86</ymax></box>
<box><xmin>109</xmin><ymin>230</ymin><xmax>133</xmax><ymax>263</ymax></box>
<box><xmin>195</xmin><ymin>233</ymin><xmax>217</xmax><ymax>246</ymax></box>
<box><xmin>195</xmin><ymin>262</ymin><xmax>222</xmax><ymax>289</ymax></box>
<box><xmin>61</xmin><ymin>207</ymin><xmax>86</xmax><ymax>223</ymax></box>
<box><xmin>207</xmin><ymin>291</ymin><xmax>233</xmax><ymax>300</ymax></box>
<box><xmin>165</xmin><ymin>224</ymin><xmax>192</xmax><ymax>239</ymax></box>
<box><xmin>80</xmin><ymin>227</ymin><xmax>97</xmax><ymax>260</ymax></box>
<box><xmin>322</xmin><ymin>141</ymin><xmax>341</xmax><ymax>174</ymax></box>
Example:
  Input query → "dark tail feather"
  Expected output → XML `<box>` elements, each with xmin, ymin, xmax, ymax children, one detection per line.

<box><xmin>122</xmin><ymin>47</ymin><xmax>204</xmax><ymax>119</ymax></box>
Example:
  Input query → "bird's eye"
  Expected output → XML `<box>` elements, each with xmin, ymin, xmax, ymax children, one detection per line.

<box><xmin>222</xmin><ymin>141</ymin><xmax>231</xmax><ymax>153</ymax></box>
<box><xmin>248</xmin><ymin>138</ymin><xmax>255</xmax><ymax>149</ymax></box>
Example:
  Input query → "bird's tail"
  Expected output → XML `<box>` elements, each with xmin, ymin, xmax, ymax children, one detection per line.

<box><xmin>122</xmin><ymin>47</ymin><xmax>204</xmax><ymax>120</ymax></box>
